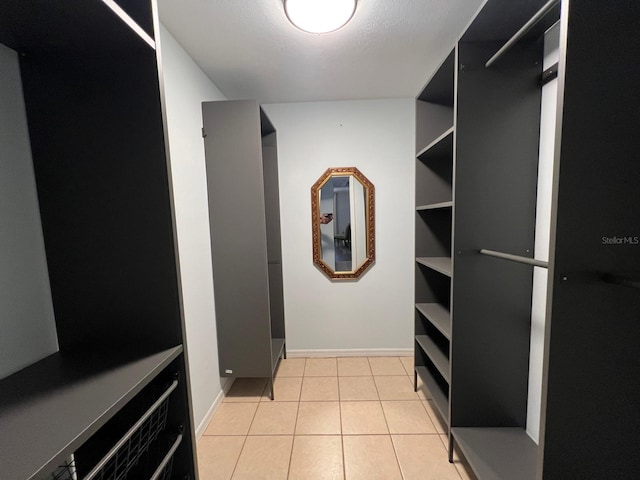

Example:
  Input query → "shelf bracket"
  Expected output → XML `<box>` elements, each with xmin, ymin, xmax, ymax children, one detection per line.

<box><xmin>540</xmin><ymin>62</ymin><xmax>559</xmax><ymax>86</ymax></box>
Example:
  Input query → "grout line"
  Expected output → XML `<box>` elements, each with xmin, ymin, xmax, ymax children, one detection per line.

<box><xmin>228</xmin><ymin>434</ymin><xmax>248</xmax><ymax>480</ymax></box>
<box><xmin>286</xmin><ymin>400</ymin><xmax>301</xmax><ymax>479</ymax></box>
<box><xmin>389</xmin><ymin>435</ymin><xmax>407</xmax><ymax>480</ymax></box>
<box><xmin>338</xmin><ymin>385</ymin><xmax>346</xmax><ymax>480</ymax></box>
<box><xmin>418</xmin><ymin>398</ymin><xmax>439</xmax><ymax>433</ymax></box>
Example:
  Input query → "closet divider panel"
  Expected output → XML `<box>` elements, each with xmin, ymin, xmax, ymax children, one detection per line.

<box><xmin>540</xmin><ymin>0</ymin><xmax>640</xmax><ymax>477</ymax></box>
<box><xmin>451</xmin><ymin>37</ymin><xmax>542</xmax><ymax>429</ymax></box>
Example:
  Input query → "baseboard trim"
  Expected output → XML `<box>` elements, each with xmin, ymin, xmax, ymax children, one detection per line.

<box><xmin>195</xmin><ymin>377</ymin><xmax>235</xmax><ymax>439</ymax></box>
<box><xmin>286</xmin><ymin>348</ymin><xmax>413</xmax><ymax>358</ymax></box>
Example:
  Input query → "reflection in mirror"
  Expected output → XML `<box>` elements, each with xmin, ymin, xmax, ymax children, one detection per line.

<box><xmin>311</xmin><ymin>167</ymin><xmax>374</xmax><ymax>280</ymax></box>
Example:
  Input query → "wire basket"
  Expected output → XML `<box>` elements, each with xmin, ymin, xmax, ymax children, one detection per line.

<box><xmin>83</xmin><ymin>380</ymin><xmax>176</xmax><ymax>480</ymax></box>
<box><xmin>152</xmin><ymin>455</ymin><xmax>173</xmax><ymax>480</ymax></box>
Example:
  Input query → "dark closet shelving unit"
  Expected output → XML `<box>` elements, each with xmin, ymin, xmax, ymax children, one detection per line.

<box><xmin>414</xmin><ymin>47</ymin><xmax>456</xmax><ymax>434</ymax></box>
<box><xmin>0</xmin><ymin>1</ymin><xmax>197</xmax><ymax>479</ymax></box>
<box><xmin>202</xmin><ymin>100</ymin><xmax>286</xmax><ymax>399</ymax></box>
<box><xmin>415</xmin><ymin>0</ymin><xmax>640</xmax><ymax>478</ymax></box>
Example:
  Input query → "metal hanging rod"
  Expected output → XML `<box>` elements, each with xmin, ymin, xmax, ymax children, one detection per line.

<box><xmin>485</xmin><ymin>0</ymin><xmax>561</xmax><ymax>68</ymax></box>
<box><xmin>602</xmin><ymin>274</ymin><xmax>640</xmax><ymax>290</ymax></box>
<box><xmin>480</xmin><ymin>249</ymin><xmax>548</xmax><ymax>268</ymax></box>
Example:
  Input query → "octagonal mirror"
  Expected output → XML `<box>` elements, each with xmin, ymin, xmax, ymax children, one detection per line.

<box><xmin>311</xmin><ymin>167</ymin><xmax>375</xmax><ymax>280</ymax></box>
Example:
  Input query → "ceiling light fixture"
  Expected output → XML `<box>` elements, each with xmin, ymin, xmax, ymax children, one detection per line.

<box><xmin>284</xmin><ymin>0</ymin><xmax>357</xmax><ymax>34</ymax></box>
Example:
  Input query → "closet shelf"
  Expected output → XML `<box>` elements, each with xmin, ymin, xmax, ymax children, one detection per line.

<box><xmin>416</xmin><ymin>201</ymin><xmax>453</xmax><ymax>211</ymax></box>
<box><xmin>415</xmin><ymin>303</ymin><xmax>451</xmax><ymax>339</ymax></box>
<box><xmin>416</xmin><ymin>257</ymin><xmax>452</xmax><ymax>277</ymax></box>
<box><xmin>416</xmin><ymin>126</ymin><xmax>454</xmax><ymax>159</ymax></box>
<box><xmin>415</xmin><ymin>335</ymin><xmax>450</xmax><ymax>383</ymax></box>
<box><xmin>451</xmin><ymin>427</ymin><xmax>538</xmax><ymax>480</ymax></box>
<box><xmin>415</xmin><ymin>366</ymin><xmax>449</xmax><ymax>423</ymax></box>
<box><xmin>0</xmin><ymin>345</ymin><xmax>182</xmax><ymax>480</ymax></box>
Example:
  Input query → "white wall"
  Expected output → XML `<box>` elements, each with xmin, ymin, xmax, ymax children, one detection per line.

<box><xmin>158</xmin><ymin>25</ymin><xmax>227</xmax><ymax>432</ymax></box>
<box><xmin>527</xmin><ymin>24</ymin><xmax>560</xmax><ymax>443</ymax></box>
<box><xmin>263</xmin><ymin>99</ymin><xmax>415</xmax><ymax>354</ymax></box>
<box><xmin>0</xmin><ymin>43</ymin><xmax>58</xmax><ymax>380</ymax></box>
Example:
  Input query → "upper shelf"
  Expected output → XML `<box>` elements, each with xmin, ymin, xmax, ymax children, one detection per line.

<box><xmin>417</xmin><ymin>201</ymin><xmax>453</xmax><ymax>211</ymax></box>
<box><xmin>416</xmin><ymin>127</ymin><xmax>454</xmax><ymax>160</ymax></box>
<box><xmin>416</xmin><ymin>303</ymin><xmax>451</xmax><ymax>339</ymax></box>
<box><xmin>0</xmin><ymin>0</ymin><xmax>155</xmax><ymax>56</ymax></box>
<box><xmin>417</xmin><ymin>48</ymin><xmax>456</xmax><ymax>107</ymax></box>
<box><xmin>0</xmin><ymin>346</ymin><xmax>182</xmax><ymax>480</ymax></box>
<box><xmin>416</xmin><ymin>257</ymin><xmax>453</xmax><ymax>277</ymax></box>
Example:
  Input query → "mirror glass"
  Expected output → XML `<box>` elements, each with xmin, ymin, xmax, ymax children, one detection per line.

<box><xmin>311</xmin><ymin>167</ymin><xmax>375</xmax><ymax>279</ymax></box>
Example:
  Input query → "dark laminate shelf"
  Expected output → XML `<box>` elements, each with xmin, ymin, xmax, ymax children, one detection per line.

<box><xmin>451</xmin><ymin>427</ymin><xmax>538</xmax><ymax>480</ymax></box>
<box><xmin>271</xmin><ymin>338</ymin><xmax>285</xmax><ymax>373</ymax></box>
<box><xmin>416</xmin><ymin>126</ymin><xmax>455</xmax><ymax>159</ymax></box>
<box><xmin>415</xmin><ymin>366</ymin><xmax>449</xmax><ymax>424</ymax></box>
<box><xmin>415</xmin><ymin>335</ymin><xmax>450</xmax><ymax>383</ymax></box>
<box><xmin>0</xmin><ymin>345</ymin><xmax>183</xmax><ymax>480</ymax></box>
<box><xmin>415</xmin><ymin>303</ymin><xmax>451</xmax><ymax>339</ymax></box>
<box><xmin>416</xmin><ymin>201</ymin><xmax>453</xmax><ymax>211</ymax></box>
<box><xmin>416</xmin><ymin>257</ymin><xmax>452</xmax><ymax>277</ymax></box>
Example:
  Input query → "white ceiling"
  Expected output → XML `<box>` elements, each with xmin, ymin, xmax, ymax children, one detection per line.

<box><xmin>158</xmin><ymin>0</ymin><xmax>485</xmax><ymax>104</ymax></box>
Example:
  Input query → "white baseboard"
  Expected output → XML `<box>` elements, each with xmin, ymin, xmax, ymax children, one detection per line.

<box><xmin>286</xmin><ymin>348</ymin><xmax>413</xmax><ymax>358</ymax></box>
<box><xmin>195</xmin><ymin>377</ymin><xmax>235</xmax><ymax>439</ymax></box>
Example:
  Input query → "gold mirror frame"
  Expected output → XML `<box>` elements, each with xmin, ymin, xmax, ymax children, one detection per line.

<box><xmin>311</xmin><ymin>167</ymin><xmax>375</xmax><ymax>280</ymax></box>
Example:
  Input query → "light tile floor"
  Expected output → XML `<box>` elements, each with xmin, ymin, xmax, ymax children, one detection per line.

<box><xmin>198</xmin><ymin>356</ymin><xmax>477</xmax><ymax>480</ymax></box>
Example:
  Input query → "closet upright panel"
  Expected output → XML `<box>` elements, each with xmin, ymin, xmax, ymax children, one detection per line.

<box><xmin>540</xmin><ymin>1</ymin><xmax>640</xmax><ymax>477</ymax></box>
<box><xmin>203</xmin><ymin>100</ymin><xmax>285</xmax><ymax>391</ymax></box>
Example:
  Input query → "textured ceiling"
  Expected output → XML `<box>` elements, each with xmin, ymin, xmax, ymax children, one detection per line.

<box><xmin>158</xmin><ymin>0</ymin><xmax>485</xmax><ymax>104</ymax></box>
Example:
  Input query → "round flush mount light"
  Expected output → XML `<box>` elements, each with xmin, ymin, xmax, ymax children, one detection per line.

<box><xmin>284</xmin><ymin>0</ymin><xmax>357</xmax><ymax>34</ymax></box>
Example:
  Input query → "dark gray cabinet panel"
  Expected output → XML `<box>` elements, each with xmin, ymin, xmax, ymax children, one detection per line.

<box><xmin>0</xmin><ymin>1</ymin><xmax>197</xmax><ymax>478</ymax></box>
<box><xmin>202</xmin><ymin>100</ymin><xmax>286</xmax><ymax>387</ymax></box>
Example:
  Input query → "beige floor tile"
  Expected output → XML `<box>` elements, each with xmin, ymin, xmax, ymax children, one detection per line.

<box><xmin>260</xmin><ymin>377</ymin><xmax>302</xmax><ymax>402</ymax></box>
<box><xmin>300</xmin><ymin>376</ymin><xmax>339</xmax><ymax>401</ymax></box>
<box><xmin>275</xmin><ymin>358</ymin><xmax>306</xmax><ymax>377</ymax></box>
<box><xmin>338</xmin><ymin>376</ymin><xmax>378</xmax><ymax>400</ymax></box>
<box><xmin>422</xmin><ymin>400</ymin><xmax>447</xmax><ymax>434</ymax></box>
<box><xmin>341</xmin><ymin>401</ymin><xmax>389</xmax><ymax>434</ymax></box>
<box><xmin>381</xmin><ymin>401</ymin><xmax>437</xmax><ymax>434</ymax></box>
<box><xmin>374</xmin><ymin>376</ymin><xmax>419</xmax><ymax>400</ymax></box>
<box><xmin>304</xmin><ymin>357</ymin><xmax>338</xmax><ymax>376</ymax></box>
<box><xmin>224</xmin><ymin>378</ymin><xmax>268</xmax><ymax>403</ymax></box>
<box><xmin>231</xmin><ymin>435</ymin><xmax>293</xmax><ymax>480</ymax></box>
<box><xmin>399</xmin><ymin>356</ymin><xmax>414</xmax><ymax>376</ymax></box>
<box><xmin>392</xmin><ymin>435</ymin><xmax>462</xmax><ymax>480</ymax></box>
<box><xmin>248</xmin><ymin>402</ymin><xmax>298</xmax><ymax>435</ymax></box>
<box><xmin>288</xmin><ymin>436</ymin><xmax>344</xmax><ymax>480</ymax></box>
<box><xmin>416</xmin><ymin>377</ymin><xmax>433</xmax><ymax>400</ymax></box>
<box><xmin>438</xmin><ymin>434</ymin><xmax>449</xmax><ymax>450</ymax></box>
<box><xmin>433</xmin><ymin>436</ymin><xmax>477</xmax><ymax>479</ymax></box>
<box><xmin>368</xmin><ymin>357</ymin><xmax>406</xmax><ymax>376</ymax></box>
<box><xmin>337</xmin><ymin>357</ymin><xmax>372</xmax><ymax>376</ymax></box>
<box><xmin>342</xmin><ymin>435</ymin><xmax>402</xmax><ymax>480</ymax></box>
<box><xmin>295</xmin><ymin>402</ymin><xmax>341</xmax><ymax>435</ymax></box>
<box><xmin>205</xmin><ymin>403</ymin><xmax>259</xmax><ymax>436</ymax></box>
<box><xmin>197</xmin><ymin>436</ymin><xmax>245</xmax><ymax>480</ymax></box>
